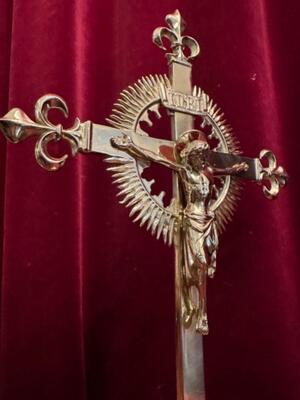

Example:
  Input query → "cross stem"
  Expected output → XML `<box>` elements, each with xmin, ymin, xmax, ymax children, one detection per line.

<box><xmin>170</xmin><ymin>60</ymin><xmax>206</xmax><ymax>400</ymax></box>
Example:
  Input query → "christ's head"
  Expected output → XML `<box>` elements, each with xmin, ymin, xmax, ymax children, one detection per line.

<box><xmin>185</xmin><ymin>142</ymin><xmax>209</xmax><ymax>172</ymax></box>
<box><xmin>175</xmin><ymin>130</ymin><xmax>210</xmax><ymax>172</ymax></box>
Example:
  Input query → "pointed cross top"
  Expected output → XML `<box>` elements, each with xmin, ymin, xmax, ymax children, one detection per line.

<box><xmin>152</xmin><ymin>10</ymin><xmax>200</xmax><ymax>64</ymax></box>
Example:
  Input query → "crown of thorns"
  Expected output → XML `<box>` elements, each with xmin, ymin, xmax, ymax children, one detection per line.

<box><xmin>175</xmin><ymin>130</ymin><xmax>209</xmax><ymax>159</ymax></box>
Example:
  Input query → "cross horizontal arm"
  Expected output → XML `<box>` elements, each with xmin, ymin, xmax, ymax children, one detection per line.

<box><xmin>0</xmin><ymin>94</ymin><xmax>131</xmax><ymax>170</ymax></box>
<box><xmin>0</xmin><ymin>94</ymin><xmax>176</xmax><ymax>169</ymax></box>
<box><xmin>208</xmin><ymin>151</ymin><xmax>261</xmax><ymax>180</ymax></box>
<box><xmin>0</xmin><ymin>93</ymin><xmax>287</xmax><ymax>199</ymax></box>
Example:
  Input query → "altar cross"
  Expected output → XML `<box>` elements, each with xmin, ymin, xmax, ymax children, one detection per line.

<box><xmin>0</xmin><ymin>10</ymin><xmax>287</xmax><ymax>400</ymax></box>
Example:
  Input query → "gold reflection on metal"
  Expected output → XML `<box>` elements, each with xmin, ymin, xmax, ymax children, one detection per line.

<box><xmin>153</xmin><ymin>9</ymin><xmax>200</xmax><ymax>64</ymax></box>
<box><xmin>259</xmin><ymin>149</ymin><xmax>288</xmax><ymax>199</ymax></box>
<box><xmin>111</xmin><ymin>130</ymin><xmax>249</xmax><ymax>334</ymax></box>
<box><xmin>0</xmin><ymin>94</ymin><xmax>90</xmax><ymax>171</ymax></box>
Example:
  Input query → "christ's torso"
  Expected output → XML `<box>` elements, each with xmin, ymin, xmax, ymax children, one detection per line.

<box><xmin>181</xmin><ymin>168</ymin><xmax>213</xmax><ymax>216</ymax></box>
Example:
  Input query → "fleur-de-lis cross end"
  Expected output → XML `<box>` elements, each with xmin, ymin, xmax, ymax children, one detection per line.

<box><xmin>152</xmin><ymin>9</ymin><xmax>200</xmax><ymax>64</ymax></box>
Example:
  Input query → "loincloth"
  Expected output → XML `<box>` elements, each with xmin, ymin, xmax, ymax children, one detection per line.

<box><xmin>183</xmin><ymin>209</ymin><xmax>217</xmax><ymax>277</ymax></box>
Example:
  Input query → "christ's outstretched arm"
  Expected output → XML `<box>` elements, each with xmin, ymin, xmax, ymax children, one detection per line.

<box><xmin>212</xmin><ymin>162</ymin><xmax>249</xmax><ymax>176</ymax></box>
<box><xmin>111</xmin><ymin>134</ymin><xmax>182</xmax><ymax>171</ymax></box>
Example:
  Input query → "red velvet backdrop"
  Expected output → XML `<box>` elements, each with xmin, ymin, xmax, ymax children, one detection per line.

<box><xmin>0</xmin><ymin>1</ymin><xmax>299</xmax><ymax>399</ymax></box>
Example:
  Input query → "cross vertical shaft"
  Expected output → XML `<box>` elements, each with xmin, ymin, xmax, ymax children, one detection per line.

<box><xmin>170</xmin><ymin>60</ymin><xmax>205</xmax><ymax>400</ymax></box>
<box><xmin>153</xmin><ymin>9</ymin><xmax>205</xmax><ymax>399</ymax></box>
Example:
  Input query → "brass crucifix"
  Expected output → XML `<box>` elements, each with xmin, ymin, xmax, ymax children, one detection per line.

<box><xmin>0</xmin><ymin>10</ymin><xmax>287</xmax><ymax>400</ymax></box>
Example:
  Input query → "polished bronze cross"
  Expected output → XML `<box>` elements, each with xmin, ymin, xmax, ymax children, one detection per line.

<box><xmin>0</xmin><ymin>10</ymin><xmax>287</xmax><ymax>400</ymax></box>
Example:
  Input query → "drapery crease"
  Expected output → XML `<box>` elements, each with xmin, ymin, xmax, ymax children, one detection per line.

<box><xmin>0</xmin><ymin>1</ymin><xmax>299</xmax><ymax>400</ymax></box>
<box><xmin>258</xmin><ymin>0</ymin><xmax>300</xmax><ymax>316</ymax></box>
<box><xmin>0</xmin><ymin>1</ymin><xmax>12</xmax><ymax>396</ymax></box>
<box><xmin>73</xmin><ymin>1</ymin><xmax>87</xmax><ymax>399</ymax></box>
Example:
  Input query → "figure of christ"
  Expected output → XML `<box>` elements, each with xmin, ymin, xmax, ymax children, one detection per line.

<box><xmin>111</xmin><ymin>130</ymin><xmax>248</xmax><ymax>335</ymax></box>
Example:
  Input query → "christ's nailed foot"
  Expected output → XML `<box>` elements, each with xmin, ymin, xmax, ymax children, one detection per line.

<box><xmin>196</xmin><ymin>314</ymin><xmax>209</xmax><ymax>335</ymax></box>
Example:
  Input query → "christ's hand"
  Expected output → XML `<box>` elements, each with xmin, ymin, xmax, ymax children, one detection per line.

<box><xmin>233</xmin><ymin>162</ymin><xmax>249</xmax><ymax>173</ymax></box>
<box><xmin>212</xmin><ymin>161</ymin><xmax>249</xmax><ymax>176</ymax></box>
<box><xmin>111</xmin><ymin>134</ymin><xmax>133</xmax><ymax>149</ymax></box>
